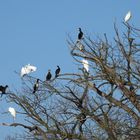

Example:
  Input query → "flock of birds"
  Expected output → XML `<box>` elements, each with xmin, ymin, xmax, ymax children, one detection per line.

<box><xmin>0</xmin><ymin>11</ymin><xmax>132</xmax><ymax>121</ymax></box>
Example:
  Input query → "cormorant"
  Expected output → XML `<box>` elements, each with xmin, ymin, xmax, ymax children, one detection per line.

<box><xmin>33</xmin><ymin>79</ymin><xmax>39</xmax><ymax>93</ymax></box>
<box><xmin>55</xmin><ymin>66</ymin><xmax>60</xmax><ymax>78</ymax></box>
<box><xmin>46</xmin><ymin>70</ymin><xmax>52</xmax><ymax>81</ymax></box>
<box><xmin>0</xmin><ymin>85</ymin><xmax>8</xmax><ymax>97</ymax></box>
<box><xmin>130</xmin><ymin>85</ymin><xmax>134</xmax><ymax>92</ymax></box>
<box><xmin>78</xmin><ymin>28</ymin><xmax>83</xmax><ymax>40</ymax></box>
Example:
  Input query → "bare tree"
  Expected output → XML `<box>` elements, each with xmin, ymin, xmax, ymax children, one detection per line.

<box><xmin>1</xmin><ymin>22</ymin><xmax>140</xmax><ymax>140</ymax></box>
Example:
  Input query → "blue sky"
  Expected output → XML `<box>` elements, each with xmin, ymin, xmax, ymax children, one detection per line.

<box><xmin>0</xmin><ymin>0</ymin><xmax>140</xmax><ymax>139</ymax></box>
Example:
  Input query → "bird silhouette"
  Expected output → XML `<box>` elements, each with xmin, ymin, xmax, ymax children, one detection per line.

<box><xmin>130</xmin><ymin>85</ymin><xmax>134</xmax><ymax>92</ymax></box>
<box><xmin>46</xmin><ymin>70</ymin><xmax>52</xmax><ymax>81</ymax></box>
<box><xmin>78</xmin><ymin>28</ymin><xmax>83</xmax><ymax>40</ymax></box>
<box><xmin>33</xmin><ymin>79</ymin><xmax>39</xmax><ymax>93</ymax></box>
<box><xmin>55</xmin><ymin>66</ymin><xmax>60</xmax><ymax>78</ymax></box>
<box><xmin>0</xmin><ymin>85</ymin><xmax>8</xmax><ymax>97</ymax></box>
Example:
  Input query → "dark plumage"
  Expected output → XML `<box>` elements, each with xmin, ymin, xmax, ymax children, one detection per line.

<box><xmin>33</xmin><ymin>79</ymin><xmax>39</xmax><ymax>93</ymax></box>
<box><xmin>78</xmin><ymin>28</ymin><xmax>83</xmax><ymax>40</ymax></box>
<box><xmin>46</xmin><ymin>70</ymin><xmax>52</xmax><ymax>81</ymax></box>
<box><xmin>0</xmin><ymin>85</ymin><xmax>8</xmax><ymax>97</ymax></box>
<box><xmin>130</xmin><ymin>85</ymin><xmax>134</xmax><ymax>92</ymax></box>
<box><xmin>55</xmin><ymin>66</ymin><xmax>60</xmax><ymax>78</ymax></box>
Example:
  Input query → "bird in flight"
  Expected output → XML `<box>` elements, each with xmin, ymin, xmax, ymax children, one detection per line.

<box><xmin>55</xmin><ymin>66</ymin><xmax>61</xmax><ymax>78</ymax></box>
<box><xmin>0</xmin><ymin>85</ymin><xmax>8</xmax><ymax>97</ymax></box>
<box><xmin>46</xmin><ymin>70</ymin><xmax>52</xmax><ymax>81</ymax></box>
<box><xmin>33</xmin><ymin>79</ymin><xmax>39</xmax><ymax>93</ymax></box>
<box><xmin>124</xmin><ymin>11</ymin><xmax>132</xmax><ymax>22</ymax></box>
<box><xmin>21</xmin><ymin>64</ymin><xmax>37</xmax><ymax>77</ymax></box>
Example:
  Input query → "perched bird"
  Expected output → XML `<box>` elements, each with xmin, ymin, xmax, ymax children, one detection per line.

<box><xmin>78</xmin><ymin>28</ymin><xmax>83</xmax><ymax>40</ymax></box>
<box><xmin>8</xmin><ymin>107</ymin><xmax>16</xmax><ymax>120</ymax></box>
<box><xmin>130</xmin><ymin>85</ymin><xmax>134</xmax><ymax>92</ymax></box>
<box><xmin>0</xmin><ymin>85</ymin><xmax>8</xmax><ymax>97</ymax></box>
<box><xmin>82</xmin><ymin>59</ymin><xmax>89</xmax><ymax>72</ymax></box>
<box><xmin>124</xmin><ymin>11</ymin><xmax>132</xmax><ymax>22</ymax></box>
<box><xmin>46</xmin><ymin>70</ymin><xmax>52</xmax><ymax>81</ymax></box>
<box><xmin>33</xmin><ymin>79</ymin><xmax>39</xmax><ymax>93</ymax></box>
<box><xmin>21</xmin><ymin>64</ymin><xmax>37</xmax><ymax>77</ymax></box>
<box><xmin>55</xmin><ymin>66</ymin><xmax>61</xmax><ymax>78</ymax></box>
<box><xmin>79</xmin><ymin>44</ymin><xmax>85</xmax><ymax>51</ymax></box>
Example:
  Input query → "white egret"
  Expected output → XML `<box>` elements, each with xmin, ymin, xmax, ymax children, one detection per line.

<box><xmin>8</xmin><ymin>107</ymin><xmax>16</xmax><ymax>120</ymax></box>
<box><xmin>79</xmin><ymin>43</ymin><xmax>85</xmax><ymax>51</ymax></box>
<box><xmin>82</xmin><ymin>59</ymin><xmax>89</xmax><ymax>72</ymax></box>
<box><xmin>21</xmin><ymin>64</ymin><xmax>37</xmax><ymax>77</ymax></box>
<box><xmin>124</xmin><ymin>11</ymin><xmax>132</xmax><ymax>22</ymax></box>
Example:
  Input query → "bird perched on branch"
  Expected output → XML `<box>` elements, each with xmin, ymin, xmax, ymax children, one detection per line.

<box><xmin>78</xmin><ymin>28</ymin><xmax>83</xmax><ymax>41</ymax></box>
<box><xmin>124</xmin><ymin>11</ymin><xmax>132</xmax><ymax>23</ymax></box>
<box><xmin>82</xmin><ymin>59</ymin><xmax>89</xmax><ymax>72</ymax></box>
<box><xmin>33</xmin><ymin>79</ymin><xmax>39</xmax><ymax>93</ymax></box>
<box><xmin>46</xmin><ymin>70</ymin><xmax>52</xmax><ymax>81</ymax></box>
<box><xmin>55</xmin><ymin>66</ymin><xmax>61</xmax><ymax>78</ymax></box>
<box><xmin>0</xmin><ymin>85</ymin><xmax>8</xmax><ymax>97</ymax></box>
<box><xmin>8</xmin><ymin>107</ymin><xmax>16</xmax><ymax>121</ymax></box>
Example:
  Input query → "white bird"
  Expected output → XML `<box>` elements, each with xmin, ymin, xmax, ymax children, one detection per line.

<box><xmin>124</xmin><ymin>11</ymin><xmax>132</xmax><ymax>22</ymax></box>
<box><xmin>82</xmin><ymin>59</ymin><xmax>89</xmax><ymax>72</ymax></box>
<box><xmin>20</xmin><ymin>64</ymin><xmax>37</xmax><ymax>77</ymax></box>
<box><xmin>8</xmin><ymin>107</ymin><xmax>16</xmax><ymax>120</ymax></box>
<box><xmin>79</xmin><ymin>44</ymin><xmax>85</xmax><ymax>51</ymax></box>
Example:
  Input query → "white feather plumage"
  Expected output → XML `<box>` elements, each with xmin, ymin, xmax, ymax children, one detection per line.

<box><xmin>82</xmin><ymin>59</ymin><xmax>89</xmax><ymax>72</ymax></box>
<box><xmin>8</xmin><ymin>107</ymin><xmax>16</xmax><ymax>119</ymax></box>
<box><xmin>21</xmin><ymin>64</ymin><xmax>37</xmax><ymax>77</ymax></box>
<box><xmin>124</xmin><ymin>11</ymin><xmax>132</xmax><ymax>22</ymax></box>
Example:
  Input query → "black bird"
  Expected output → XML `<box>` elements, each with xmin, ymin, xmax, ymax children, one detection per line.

<box><xmin>55</xmin><ymin>66</ymin><xmax>60</xmax><ymax>78</ymax></box>
<box><xmin>33</xmin><ymin>79</ymin><xmax>39</xmax><ymax>93</ymax></box>
<box><xmin>78</xmin><ymin>28</ymin><xmax>83</xmax><ymax>40</ymax></box>
<box><xmin>130</xmin><ymin>85</ymin><xmax>134</xmax><ymax>92</ymax></box>
<box><xmin>46</xmin><ymin>70</ymin><xmax>52</xmax><ymax>81</ymax></box>
<box><xmin>0</xmin><ymin>85</ymin><xmax>8</xmax><ymax>97</ymax></box>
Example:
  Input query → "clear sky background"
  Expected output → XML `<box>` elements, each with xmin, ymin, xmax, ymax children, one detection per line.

<box><xmin>0</xmin><ymin>0</ymin><xmax>140</xmax><ymax>139</ymax></box>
